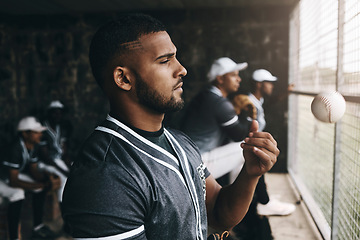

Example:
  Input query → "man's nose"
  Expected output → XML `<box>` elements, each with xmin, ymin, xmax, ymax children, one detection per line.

<box><xmin>175</xmin><ymin>59</ymin><xmax>187</xmax><ymax>78</ymax></box>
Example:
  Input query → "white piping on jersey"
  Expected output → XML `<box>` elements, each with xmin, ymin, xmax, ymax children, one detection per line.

<box><xmin>248</xmin><ymin>93</ymin><xmax>266</xmax><ymax>131</ymax></box>
<box><xmin>95</xmin><ymin>126</ymin><xmax>186</xmax><ymax>187</ymax></box>
<box><xmin>2</xmin><ymin>161</ymin><xmax>19</xmax><ymax>168</ymax></box>
<box><xmin>44</xmin><ymin>121</ymin><xmax>63</xmax><ymax>157</ymax></box>
<box><xmin>20</xmin><ymin>139</ymin><xmax>30</xmax><ymax>166</ymax></box>
<box><xmin>209</xmin><ymin>86</ymin><xmax>223</xmax><ymax>97</ymax></box>
<box><xmin>208</xmin><ymin>87</ymin><xmax>239</xmax><ymax>128</ymax></box>
<box><xmin>164</xmin><ymin>129</ymin><xmax>204</xmax><ymax>240</ymax></box>
<box><xmin>106</xmin><ymin>115</ymin><xmax>180</xmax><ymax>166</ymax></box>
<box><xmin>97</xmin><ymin>118</ymin><xmax>205</xmax><ymax>240</ymax></box>
<box><xmin>221</xmin><ymin>115</ymin><xmax>238</xmax><ymax>127</ymax></box>
<box><xmin>73</xmin><ymin>225</ymin><xmax>144</xmax><ymax>240</ymax></box>
<box><xmin>248</xmin><ymin>93</ymin><xmax>264</xmax><ymax>112</ymax></box>
<box><xmin>3</xmin><ymin>139</ymin><xmax>37</xmax><ymax>172</ymax></box>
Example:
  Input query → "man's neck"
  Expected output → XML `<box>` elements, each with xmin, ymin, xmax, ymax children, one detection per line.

<box><xmin>220</xmin><ymin>89</ymin><xmax>229</xmax><ymax>98</ymax></box>
<box><xmin>212</xmin><ymin>84</ymin><xmax>228</xmax><ymax>98</ymax></box>
<box><xmin>252</xmin><ymin>90</ymin><xmax>263</xmax><ymax>100</ymax></box>
<box><xmin>110</xmin><ymin>107</ymin><xmax>164</xmax><ymax>132</ymax></box>
<box><xmin>22</xmin><ymin>139</ymin><xmax>34</xmax><ymax>151</ymax></box>
<box><xmin>109</xmin><ymin>92</ymin><xmax>166</xmax><ymax>132</ymax></box>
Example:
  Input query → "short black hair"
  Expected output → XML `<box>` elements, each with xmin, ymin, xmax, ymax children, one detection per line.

<box><xmin>89</xmin><ymin>13</ymin><xmax>167</xmax><ymax>88</ymax></box>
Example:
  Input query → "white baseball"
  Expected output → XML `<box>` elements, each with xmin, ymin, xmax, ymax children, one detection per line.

<box><xmin>311</xmin><ymin>91</ymin><xmax>346</xmax><ymax>123</ymax></box>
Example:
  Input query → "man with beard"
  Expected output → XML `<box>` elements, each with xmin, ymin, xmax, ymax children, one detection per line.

<box><xmin>62</xmin><ymin>14</ymin><xmax>280</xmax><ymax>240</ymax></box>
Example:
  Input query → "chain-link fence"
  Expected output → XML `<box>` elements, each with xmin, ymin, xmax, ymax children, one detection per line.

<box><xmin>288</xmin><ymin>0</ymin><xmax>360</xmax><ymax>239</ymax></box>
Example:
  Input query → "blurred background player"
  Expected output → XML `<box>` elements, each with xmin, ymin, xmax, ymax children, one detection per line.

<box><xmin>0</xmin><ymin>116</ymin><xmax>60</xmax><ymax>240</ymax></box>
<box><xmin>39</xmin><ymin>100</ymin><xmax>72</xmax><ymax>205</ymax></box>
<box><xmin>247</xmin><ymin>69</ymin><xmax>295</xmax><ymax>217</ymax></box>
<box><xmin>182</xmin><ymin>57</ymin><xmax>254</xmax><ymax>183</ymax></box>
<box><xmin>229</xmin><ymin>69</ymin><xmax>296</xmax><ymax>239</ymax></box>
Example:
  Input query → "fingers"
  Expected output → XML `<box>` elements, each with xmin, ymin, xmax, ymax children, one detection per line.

<box><xmin>247</xmin><ymin>131</ymin><xmax>277</xmax><ymax>147</ymax></box>
<box><xmin>241</xmin><ymin>132</ymin><xmax>280</xmax><ymax>157</ymax></box>
<box><xmin>242</xmin><ymin>145</ymin><xmax>276</xmax><ymax>167</ymax></box>
<box><xmin>248</xmin><ymin>120</ymin><xmax>259</xmax><ymax>133</ymax></box>
<box><xmin>240</xmin><ymin>131</ymin><xmax>280</xmax><ymax>176</ymax></box>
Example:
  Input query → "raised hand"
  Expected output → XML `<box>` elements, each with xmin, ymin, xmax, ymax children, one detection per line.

<box><xmin>241</xmin><ymin>120</ymin><xmax>279</xmax><ymax>176</ymax></box>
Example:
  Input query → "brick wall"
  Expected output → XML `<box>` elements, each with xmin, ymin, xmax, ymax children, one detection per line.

<box><xmin>0</xmin><ymin>6</ymin><xmax>293</xmax><ymax>172</ymax></box>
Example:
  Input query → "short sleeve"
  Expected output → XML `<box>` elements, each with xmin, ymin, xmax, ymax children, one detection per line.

<box><xmin>214</xmin><ymin>100</ymin><xmax>239</xmax><ymax>128</ymax></box>
<box><xmin>3</xmin><ymin>142</ymin><xmax>23</xmax><ymax>170</ymax></box>
<box><xmin>62</xmin><ymin>159</ymin><xmax>148</xmax><ymax>239</ymax></box>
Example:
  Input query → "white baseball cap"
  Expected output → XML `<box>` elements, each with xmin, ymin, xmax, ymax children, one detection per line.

<box><xmin>207</xmin><ymin>57</ymin><xmax>248</xmax><ymax>81</ymax></box>
<box><xmin>17</xmin><ymin>116</ymin><xmax>47</xmax><ymax>132</ymax></box>
<box><xmin>252</xmin><ymin>69</ymin><xmax>277</xmax><ymax>82</ymax></box>
<box><xmin>48</xmin><ymin>100</ymin><xmax>64</xmax><ymax>109</ymax></box>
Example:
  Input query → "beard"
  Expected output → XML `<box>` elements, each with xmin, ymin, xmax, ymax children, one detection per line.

<box><xmin>134</xmin><ymin>72</ymin><xmax>184</xmax><ymax>113</ymax></box>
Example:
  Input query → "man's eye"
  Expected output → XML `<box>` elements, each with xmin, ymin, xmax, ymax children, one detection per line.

<box><xmin>160</xmin><ymin>59</ymin><xmax>170</xmax><ymax>64</ymax></box>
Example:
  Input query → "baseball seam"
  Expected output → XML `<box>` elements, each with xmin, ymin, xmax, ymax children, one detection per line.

<box><xmin>320</xmin><ymin>96</ymin><xmax>332</xmax><ymax>122</ymax></box>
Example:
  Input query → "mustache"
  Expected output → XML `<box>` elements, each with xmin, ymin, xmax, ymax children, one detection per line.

<box><xmin>174</xmin><ymin>79</ymin><xmax>183</xmax><ymax>89</ymax></box>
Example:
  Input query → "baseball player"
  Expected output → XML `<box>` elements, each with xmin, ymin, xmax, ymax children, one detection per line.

<box><xmin>0</xmin><ymin>116</ymin><xmax>60</xmax><ymax>240</ymax></box>
<box><xmin>181</xmin><ymin>57</ymin><xmax>257</xmax><ymax>182</ymax></box>
<box><xmin>38</xmin><ymin>100</ymin><xmax>72</xmax><ymax>203</ymax></box>
<box><xmin>247</xmin><ymin>69</ymin><xmax>296</xmax><ymax>216</ymax></box>
<box><xmin>62</xmin><ymin>14</ymin><xmax>279</xmax><ymax>240</ymax></box>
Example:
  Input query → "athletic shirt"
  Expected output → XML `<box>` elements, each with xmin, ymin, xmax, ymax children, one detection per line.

<box><xmin>248</xmin><ymin>93</ymin><xmax>266</xmax><ymax>132</ymax></box>
<box><xmin>39</xmin><ymin>121</ymin><xmax>67</xmax><ymax>161</ymax></box>
<box><xmin>130</xmin><ymin>125</ymin><xmax>177</xmax><ymax>158</ymax></box>
<box><xmin>182</xmin><ymin>86</ymin><xmax>249</xmax><ymax>153</ymax></box>
<box><xmin>62</xmin><ymin>115</ymin><xmax>210</xmax><ymax>240</ymax></box>
<box><xmin>1</xmin><ymin>137</ymin><xmax>40</xmax><ymax>181</ymax></box>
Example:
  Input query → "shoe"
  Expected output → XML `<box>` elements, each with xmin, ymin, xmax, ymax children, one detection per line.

<box><xmin>257</xmin><ymin>199</ymin><xmax>296</xmax><ymax>216</ymax></box>
<box><xmin>31</xmin><ymin>224</ymin><xmax>59</xmax><ymax>239</ymax></box>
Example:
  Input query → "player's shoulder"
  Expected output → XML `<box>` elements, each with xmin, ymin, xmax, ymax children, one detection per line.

<box><xmin>166</xmin><ymin>128</ymin><xmax>201</xmax><ymax>153</ymax></box>
<box><xmin>9</xmin><ymin>138</ymin><xmax>22</xmax><ymax>156</ymax></box>
<box><xmin>74</xmin><ymin>119</ymin><xmax>123</xmax><ymax>163</ymax></box>
<box><xmin>166</xmin><ymin>128</ymin><xmax>191</xmax><ymax>142</ymax></box>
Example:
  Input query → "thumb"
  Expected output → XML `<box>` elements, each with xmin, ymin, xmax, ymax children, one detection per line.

<box><xmin>249</xmin><ymin>120</ymin><xmax>259</xmax><ymax>133</ymax></box>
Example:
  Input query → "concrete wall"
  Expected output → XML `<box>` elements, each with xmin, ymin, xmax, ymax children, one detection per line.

<box><xmin>0</xmin><ymin>6</ymin><xmax>294</xmax><ymax>172</ymax></box>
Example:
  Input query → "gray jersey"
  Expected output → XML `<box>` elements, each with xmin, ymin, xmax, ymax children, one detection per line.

<box><xmin>62</xmin><ymin>115</ymin><xmax>209</xmax><ymax>240</ymax></box>
<box><xmin>182</xmin><ymin>86</ymin><xmax>250</xmax><ymax>153</ymax></box>
<box><xmin>1</xmin><ymin>138</ymin><xmax>40</xmax><ymax>181</ymax></box>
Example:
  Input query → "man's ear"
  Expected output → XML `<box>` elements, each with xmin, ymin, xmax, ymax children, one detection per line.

<box><xmin>21</xmin><ymin>131</ymin><xmax>30</xmax><ymax>141</ymax></box>
<box><xmin>215</xmin><ymin>75</ymin><xmax>224</xmax><ymax>85</ymax></box>
<box><xmin>113</xmin><ymin>66</ymin><xmax>132</xmax><ymax>91</ymax></box>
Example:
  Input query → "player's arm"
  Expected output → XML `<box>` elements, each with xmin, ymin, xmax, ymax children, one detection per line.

<box><xmin>39</xmin><ymin>144</ymin><xmax>69</xmax><ymax>176</ymax></box>
<box><xmin>8</xmin><ymin>167</ymin><xmax>46</xmax><ymax>191</ymax></box>
<box><xmin>62</xmin><ymin>156</ymin><xmax>148</xmax><ymax>239</ymax></box>
<box><xmin>205</xmin><ymin>169</ymin><xmax>259</xmax><ymax>230</ymax></box>
<box><xmin>205</xmin><ymin>120</ymin><xmax>279</xmax><ymax>230</ymax></box>
<box><xmin>216</xmin><ymin>100</ymin><xmax>252</xmax><ymax>142</ymax></box>
<box><xmin>29</xmin><ymin>163</ymin><xmax>61</xmax><ymax>191</ymax></box>
<box><xmin>222</xmin><ymin>119</ymin><xmax>251</xmax><ymax>142</ymax></box>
